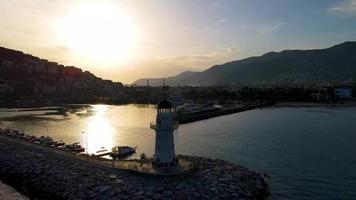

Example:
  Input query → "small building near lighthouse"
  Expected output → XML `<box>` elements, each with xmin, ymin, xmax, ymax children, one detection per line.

<box><xmin>150</xmin><ymin>99</ymin><xmax>179</xmax><ymax>168</ymax></box>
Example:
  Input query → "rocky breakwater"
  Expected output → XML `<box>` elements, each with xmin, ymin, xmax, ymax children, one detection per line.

<box><xmin>0</xmin><ymin>131</ymin><xmax>270</xmax><ymax>199</ymax></box>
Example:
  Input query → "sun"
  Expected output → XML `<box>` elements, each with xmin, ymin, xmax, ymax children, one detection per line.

<box><xmin>59</xmin><ymin>3</ymin><xmax>137</xmax><ymax>64</ymax></box>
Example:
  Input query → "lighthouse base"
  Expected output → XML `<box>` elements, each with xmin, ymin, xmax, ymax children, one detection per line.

<box><xmin>153</xmin><ymin>157</ymin><xmax>179</xmax><ymax>168</ymax></box>
<box><xmin>121</xmin><ymin>157</ymin><xmax>193</xmax><ymax>176</ymax></box>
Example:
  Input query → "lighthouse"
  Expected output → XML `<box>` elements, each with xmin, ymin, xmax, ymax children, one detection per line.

<box><xmin>150</xmin><ymin>100</ymin><xmax>178</xmax><ymax>168</ymax></box>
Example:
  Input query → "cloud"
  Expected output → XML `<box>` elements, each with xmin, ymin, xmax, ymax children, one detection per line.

<box><xmin>173</xmin><ymin>55</ymin><xmax>213</xmax><ymax>61</ymax></box>
<box><xmin>56</xmin><ymin>45</ymin><xmax>71</xmax><ymax>52</ymax></box>
<box><xmin>218</xmin><ymin>18</ymin><xmax>229</xmax><ymax>23</ymax></box>
<box><xmin>330</xmin><ymin>0</ymin><xmax>356</xmax><ymax>15</ymax></box>
<box><xmin>163</xmin><ymin>46</ymin><xmax>240</xmax><ymax>70</ymax></box>
<box><xmin>329</xmin><ymin>0</ymin><xmax>356</xmax><ymax>13</ymax></box>
<box><xmin>241</xmin><ymin>22</ymin><xmax>287</xmax><ymax>35</ymax></box>
<box><xmin>226</xmin><ymin>47</ymin><xmax>238</xmax><ymax>53</ymax></box>
<box><xmin>116</xmin><ymin>59</ymin><xmax>197</xmax><ymax>83</ymax></box>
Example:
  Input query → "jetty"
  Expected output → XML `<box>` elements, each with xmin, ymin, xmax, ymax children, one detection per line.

<box><xmin>0</xmin><ymin>128</ymin><xmax>270</xmax><ymax>199</ymax></box>
<box><xmin>176</xmin><ymin>100</ymin><xmax>275</xmax><ymax>124</ymax></box>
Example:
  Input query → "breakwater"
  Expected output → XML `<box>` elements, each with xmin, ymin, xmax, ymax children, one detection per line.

<box><xmin>177</xmin><ymin>101</ymin><xmax>275</xmax><ymax>124</ymax></box>
<box><xmin>0</xmin><ymin>129</ymin><xmax>270</xmax><ymax>199</ymax></box>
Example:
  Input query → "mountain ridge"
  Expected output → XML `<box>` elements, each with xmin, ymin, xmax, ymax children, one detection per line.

<box><xmin>133</xmin><ymin>41</ymin><xmax>356</xmax><ymax>86</ymax></box>
<box><xmin>133</xmin><ymin>71</ymin><xmax>198</xmax><ymax>86</ymax></box>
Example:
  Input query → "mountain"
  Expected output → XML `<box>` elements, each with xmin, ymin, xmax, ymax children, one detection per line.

<box><xmin>133</xmin><ymin>71</ymin><xmax>198</xmax><ymax>86</ymax></box>
<box><xmin>0</xmin><ymin>46</ymin><xmax>123</xmax><ymax>106</ymax></box>
<box><xmin>133</xmin><ymin>42</ymin><xmax>356</xmax><ymax>86</ymax></box>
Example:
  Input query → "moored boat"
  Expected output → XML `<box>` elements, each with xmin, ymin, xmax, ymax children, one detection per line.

<box><xmin>53</xmin><ymin>140</ymin><xmax>65</xmax><ymax>147</ymax></box>
<box><xmin>110</xmin><ymin>146</ymin><xmax>136</xmax><ymax>158</ymax></box>
<box><xmin>65</xmin><ymin>142</ymin><xmax>85</xmax><ymax>152</ymax></box>
<box><xmin>96</xmin><ymin>147</ymin><xmax>107</xmax><ymax>154</ymax></box>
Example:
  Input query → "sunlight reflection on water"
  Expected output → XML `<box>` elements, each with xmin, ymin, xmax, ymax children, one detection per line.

<box><xmin>84</xmin><ymin>105</ymin><xmax>115</xmax><ymax>154</ymax></box>
<box><xmin>0</xmin><ymin>104</ymin><xmax>157</xmax><ymax>159</ymax></box>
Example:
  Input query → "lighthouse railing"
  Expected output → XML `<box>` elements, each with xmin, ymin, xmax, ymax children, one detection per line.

<box><xmin>149</xmin><ymin>121</ymin><xmax>179</xmax><ymax>130</ymax></box>
<box><xmin>150</xmin><ymin>122</ymin><xmax>156</xmax><ymax>129</ymax></box>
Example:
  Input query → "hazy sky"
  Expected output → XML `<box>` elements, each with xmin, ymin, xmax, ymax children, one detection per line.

<box><xmin>1</xmin><ymin>0</ymin><xmax>356</xmax><ymax>83</ymax></box>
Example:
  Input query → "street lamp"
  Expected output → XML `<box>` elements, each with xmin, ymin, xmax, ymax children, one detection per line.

<box><xmin>42</xmin><ymin>125</ymin><xmax>49</xmax><ymax>137</ymax></box>
<box><xmin>82</xmin><ymin>131</ymin><xmax>88</xmax><ymax>154</ymax></box>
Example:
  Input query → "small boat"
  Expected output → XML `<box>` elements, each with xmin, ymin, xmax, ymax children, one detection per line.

<box><xmin>71</xmin><ymin>146</ymin><xmax>85</xmax><ymax>152</ymax></box>
<box><xmin>54</xmin><ymin>141</ymin><xmax>65</xmax><ymax>147</ymax></box>
<box><xmin>65</xmin><ymin>142</ymin><xmax>85</xmax><ymax>152</ymax></box>
<box><xmin>38</xmin><ymin>136</ymin><xmax>55</xmax><ymax>145</ymax></box>
<box><xmin>96</xmin><ymin>147</ymin><xmax>108</xmax><ymax>154</ymax></box>
<box><xmin>17</xmin><ymin>132</ymin><xmax>25</xmax><ymax>137</ymax></box>
<box><xmin>110</xmin><ymin>146</ymin><xmax>136</xmax><ymax>158</ymax></box>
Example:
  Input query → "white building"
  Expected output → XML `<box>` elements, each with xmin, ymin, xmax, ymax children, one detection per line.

<box><xmin>151</xmin><ymin>100</ymin><xmax>178</xmax><ymax>167</ymax></box>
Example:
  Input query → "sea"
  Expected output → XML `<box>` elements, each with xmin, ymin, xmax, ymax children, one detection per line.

<box><xmin>0</xmin><ymin>104</ymin><xmax>355</xmax><ymax>199</ymax></box>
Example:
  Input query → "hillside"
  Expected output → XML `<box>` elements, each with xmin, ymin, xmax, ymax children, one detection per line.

<box><xmin>133</xmin><ymin>42</ymin><xmax>356</xmax><ymax>86</ymax></box>
<box><xmin>0</xmin><ymin>46</ymin><xmax>123</xmax><ymax>106</ymax></box>
<box><xmin>133</xmin><ymin>71</ymin><xmax>198</xmax><ymax>86</ymax></box>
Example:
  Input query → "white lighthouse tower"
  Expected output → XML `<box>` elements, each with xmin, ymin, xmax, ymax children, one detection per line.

<box><xmin>150</xmin><ymin>100</ymin><xmax>178</xmax><ymax>168</ymax></box>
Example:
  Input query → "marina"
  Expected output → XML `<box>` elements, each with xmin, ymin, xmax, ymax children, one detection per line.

<box><xmin>1</xmin><ymin>104</ymin><xmax>355</xmax><ymax>198</ymax></box>
<box><xmin>0</xmin><ymin>100</ymin><xmax>199</xmax><ymax>176</ymax></box>
<box><xmin>0</xmin><ymin>102</ymin><xmax>269</xmax><ymax>199</ymax></box>
<box><xmin>0</xmin><ymin>127</ymin><xmax>193</xmax><ymax>176</ymax></box>
<box><xmin>1</xmin><ymin>128</ymin><xmax>140</xmax><ymax>161</ymax></box>
<box><xmin>0</xmin><ymin>132</ymin><xmax>269</xmax><ymax>199</ymax></box>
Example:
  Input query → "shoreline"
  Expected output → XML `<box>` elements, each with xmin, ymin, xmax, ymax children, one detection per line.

<box><xmin>0</xmin><ymin>130</ymin><xmax>270</xmax><ymax>199</ymax></box>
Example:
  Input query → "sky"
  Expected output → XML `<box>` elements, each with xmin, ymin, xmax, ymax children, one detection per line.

<box><xmin>1</xmin><ymin>0</ymin><xmax>356</xmax><ymax>84</ymax></box>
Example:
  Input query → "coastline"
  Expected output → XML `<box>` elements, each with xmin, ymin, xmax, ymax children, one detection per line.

<box><xmin>0</xmin><ymin>130</ymin><xmax>270</xmax><ymax>199</ymax></box>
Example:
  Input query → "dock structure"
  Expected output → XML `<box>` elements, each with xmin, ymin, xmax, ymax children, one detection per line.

<box><xmin>176</xmin><ymin>100</ymin><xmax>275</xmax><ymax>124</ymax></box>
<box><xmin>0</xmin><ymin>128</ymin><xmax>193</xmax><ymax>176</ymax></box>
<box><xmin>92</xmin><ymin>151</ymin><xmax>111</xmax><ymax>157</ymax></box>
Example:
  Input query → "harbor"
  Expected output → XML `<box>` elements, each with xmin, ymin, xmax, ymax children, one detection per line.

<box><xmin>1</xmin><ymin>1</ymin><xmax>355</xmax><ymax>198</ymax></box>
<box><xmin>1</xmin><ymin>103</ymin><xmax>356</xmax><ymax>198</ymax></box>
<box><xmin>0</xmin><ymin>128</ymin><xmax>269</xmax><ymax>199</ymax></box>
<box><xmin>0</xmin><ymin>100</ymin><xmax>271</xmax><ymax>199</ymax></box>
<box><xmin>0</xmin><ymin>128</ymin><xmax>194</xmax><ymax>176</ymax></box>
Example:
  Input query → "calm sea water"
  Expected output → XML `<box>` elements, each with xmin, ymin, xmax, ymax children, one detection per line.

<box><xmin>1</xmin><ymin>104</ymin><xmax>356</xmax><ymax>199</ymax></box>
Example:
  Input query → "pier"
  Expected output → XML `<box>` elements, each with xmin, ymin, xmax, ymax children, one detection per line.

<box><xmin>176</xmin><ymin>100</ymin><xmax>275</xmax><ymax>124</ymax></box>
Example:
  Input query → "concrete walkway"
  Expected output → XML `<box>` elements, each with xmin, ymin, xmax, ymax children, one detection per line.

<box><xmin>0</xmin><ymin>181</ymin><xmax>28</xmax><ymax>200</ymax></box>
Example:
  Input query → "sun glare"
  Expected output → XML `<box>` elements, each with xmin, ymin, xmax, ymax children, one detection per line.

<box><xmin>59</xmin><ymin>3</ymin><xmax>137</xmax><ymax>64</ymax></box>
